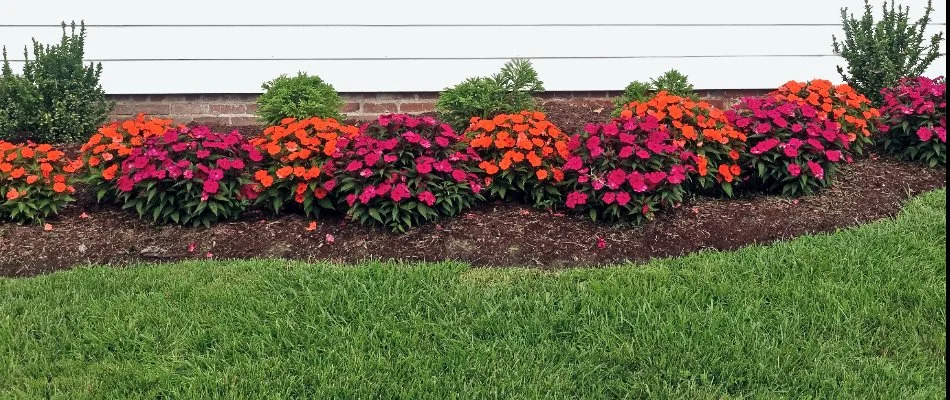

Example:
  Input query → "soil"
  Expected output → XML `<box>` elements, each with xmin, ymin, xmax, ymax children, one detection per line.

<box><xmin>1</xmin><ymin>102</ymin><xmax>946</xmax><ymax>277</ymax></box>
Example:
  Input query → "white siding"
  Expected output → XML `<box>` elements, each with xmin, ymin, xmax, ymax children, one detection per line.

<box><xmin>1</xmin><ymin>0</ymin><xmax>946</xmax><ymax>93</ymax></box>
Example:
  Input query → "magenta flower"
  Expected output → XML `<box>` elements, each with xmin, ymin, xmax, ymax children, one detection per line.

<box><xmin>417</xmin><ymin>191</ymin><xmax>436</xmax><ymax>206</ymax></box>
<box><xmin>615</xmin><ymin>191</ymin><xmax>631</xmax><ymax>206</ymax></box>
<box><xmin>606</xmin><ymin>169</ymin><xmax>628</xmax><ymax>189</ymax></box>
<box><xmin>203</xmin><ymin>180</ymin><xmax>220</xmax><ymax>194</ymax></box>
<box><xmin>787</xmin><ymin>163</ymin><xmax>802</xmax><ymax>177</ymax></box>
<box><xmin>390</xmin><ymin>184</ymin><xmax>411</xmax><ymax>202</ymax></box>
<box><xmin>565</xmin><ymin>191</ymin><xmax>588</xmax><ymax>209</ymax></box>
<box><xmin>807</xmin><ymin>160</ymin><xmax>824</xmax><ymax>179</ymax></box>
<box><xmin>917</xmin><ymin>126</ymin><xmax>934</xmax><ymax>141</ymax></box>
<box><xmin>825</xmin><ymin>150</ymin><xmax>842</xmax><ymax>162</ymax></box>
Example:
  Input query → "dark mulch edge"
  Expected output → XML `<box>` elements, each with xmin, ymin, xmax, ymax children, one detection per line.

<box><xmin>1</xmin><ymin>101</ymin><xmax>946</xmax><ymax>277</ymax></box>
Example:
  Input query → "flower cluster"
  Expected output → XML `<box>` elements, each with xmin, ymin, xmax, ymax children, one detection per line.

<box><xmin>111</xmin><ymin>126</ymin><xmax>259</xmax><ymax>226</ymax></box>
<box><xmin>561</xmin><ymin>115</ymin><xmax>692</xmax><ymax>222</ymax></box>
<box><xmin>463</xmin><ymin>111</ymin><xmax>571</xmax><ymax>207</ymax></box>
<box><xmin>878</xmin><ymin>76</ymin><xmax>946</xmax><ymax>166</ymax></box>
<box><xmin>0</xmin><ymin>141</ymin><xmax>81</xmax><ymax>223</ymax></box>
<box><xmin>250</xmin><ymin>117</ymin><xmax>359</xmax><ymax>216</ymax></box>
<box><xmin>337</xmin><ymin>114</ymin><xmax>483</xmax><ymax>232</ymax></box>
<box><xmin>620</xmin><ymin>92</ymin><xmax>746</xmax><ymax>196</ymax></box>
<box><xmin>80</xmin><ymin>114</ymin><xmax>177</xmax><ymax>200</ymax></box>
<box><xmin>772</xmin><ymin>80</ymin><xmax>881</xmax><ymax>155</ymax></box>
<box><xmin>728</xmin><ymin>96</ymin><xmax>855</xmax><ymax>196</ymax></box>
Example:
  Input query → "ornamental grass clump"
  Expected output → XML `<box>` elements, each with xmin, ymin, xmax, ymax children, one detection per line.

<box><xmin>463</xmin><ymin>111</ymin><xmax>571</xmax><ymax>208</ymax></box>
<box><xmin>0</xmin><ymin>141</ymin><xmax>81</xmax><ymax>223</ymax></box>
<box><xmin>111</xmin><ymin>126</ymin><xmax>260</xmax><ymax>227</ymax></box>
<box><xmin>878</xmin><ymin>76</ymin><xmax>946</xmax><ymax>166</ymax></box>
<box><xmin>728</xmin><ymin>96</ymin><xmax>855</xmax><ymax>196</ymax></box>
<box><xmin>560</xmin><ymin>114</ymin><xmax>692</xmax><ymax>222</ymax></box>
<box><xmin>772</xmin><ymin>79</ymin><xmax>881</xmax><ymax>155</ymax></box>
<box><xmin>80</xmin><ymin>114</ymin><xmax>176</xmax><ymax>201</ymax></box>
<box><xmin>336</xmin><ymin>114</ymin><xmax>483</xmax><ymax>232</ymax></box>
<box><xmin>250</xmin><ymin>117</ymin><xmax>359</xmax><ymax>217</ymax></box>
<box><xmin>620</xmin><ymin>92</ymin><xmax>746</xmax><ymax>196</ymax></box>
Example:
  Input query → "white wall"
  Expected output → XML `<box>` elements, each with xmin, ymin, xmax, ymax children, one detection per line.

<box><xmin>1</xmin><ymin>0</ymin><xmax>945</xmax><ymax>94</ymax></box>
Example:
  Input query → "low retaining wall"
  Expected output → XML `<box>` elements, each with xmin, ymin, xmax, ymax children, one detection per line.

<box><xmin>107</xmin><ymin>90</ymin><xmax>771</xmax><ymax>125</ymax></box>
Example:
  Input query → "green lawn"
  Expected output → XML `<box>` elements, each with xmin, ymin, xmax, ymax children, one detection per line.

<box><xmin>1</xmin><ymin>190</ymin><xmax>946</xmax><ymax>399</ymax></box>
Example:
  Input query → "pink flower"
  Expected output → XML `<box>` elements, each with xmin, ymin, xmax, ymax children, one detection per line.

<box><xmin>183</xmin><ymin>170</ymin><xmax>194</xmax><ymax>179</ymax></box>
<box><xmin>417</xmin><ymin>191</ymin><xmax>436</xmax><ymax>206</ymax></box>
<box><xmin>825</xmin><ymin>150</ymin><xmax>842</xmax><ymax>162</ymax></box>
<box><xmin>203</xmin><ymin>179</ymin><xmax>220</xmax><ymax>194</ymax></box>
<box><xmin>751</xmin><ymin>138</ymin><xmax>780</xmax><ymax>155</ymax></box>
<box><xmin>360</xmin><ymin>169</ymin><xmax>373</xmax><ymax>178</ymax></box>
<box><xmin>196</xmin><ymin>150</ymin><xmax>211</xmax><ymax>159</ymax></box>
<box><xmin>452</xmin><ymin>169</ymin><xmax>467</xmax><ymax>182</ymax></box>
<box><xmin>323</xmin><ymin>179</ymin><xmax>337</xmax><ymax>191</ymax></box>
<box><xmin>787</xmin><ymin>163</ymin><xmax>802</xmax><ymax>177</ymax></box>
<box><xmin>435</xmin><ymin>137</ymin><xmax>450</xmax><ymax>147</ymax></box>
<box><xmin>346</xmin><ymin>161</ymin><xmax>363</xmax><ymax>172</ymax></box>
<box><xmin>917</xmin><ymin>126</ymin><xmax>934</xmax><ymax>141</ymax></box>
<box><xmin>359</xmin><ymin>186</ymin><xmax>376</xmax><ymax>204</ymax></box>
<box><xmin>415</xmin><ymin>161</ymin><xmax>433</xmax><ymax>174</ymax></box>
<box><xmin>346</xmin><ymin>194</ymin><xmax>357</xmax><ymax>206</ymax></box>
<box><xmin>755</xmin><ymin>123</ymin><xmax>772</xmax><ymax>134</ymax></box>
<box><xmin>619</xmin><ymin>146</ymin><xmax>634</xmax><ymax>158</ymax></box>
<box><xmin>606</xmin><ymin>169</ymin><xmax>627</xmax><ymax>189</ymax></box>
<box><xmin>117</xmin><ymin>176</ymin><xmax>135</xmax><ymax>192</ymax></box>
<box><xmin>384</xmin><ymin>154</ymin><xmax>398</xmax><ymax>163</ymax></box>
<box><xmin>364</xmin><ymin>152</ymin><xmax>381</xmax><ymax>166</ymax></box>
<box><xmin>602</xmin><ymin>192</ymin><xmax>616</xmax><ymax>204</ymax></box>
<box><xmin>390</xmin><ymin>183</ymin><xmax>411</xmax><ymax>202</ymax></box>
<box><xmin>565</xmin><ymin>191</ymin><xmax>588</xmax><ymax>209</ymax></box>
<box><xmin>563</xmin><ymin>156</ymin><xmax>583</xmax><ymax>171</ymax></box>
<box><xmin>807</xmin><ymin>160</ymin><xmax>824</xmax><ymax>179</ymax></box>
<box><xmin>615</xmin><ymin>191</ymin><xmax>631</xmax><ymax>206</ymax></box>
<box><xmin>645</xmin><ymin>171</ymin><xmax>667</xmax><ymax>185</ymax></box>
<box><xmin>596</xmin><ymin>237</ymin><xmax>606</xmax><ymax>249</ymax></box>
<box><xmin>627</xmin><ymin>172</ymin><xmax>648</xmax><ymax>192</ymax></box>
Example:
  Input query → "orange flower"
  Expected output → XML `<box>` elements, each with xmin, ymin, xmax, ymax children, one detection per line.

<box><xmin>102</xmin><ymin>164</ymin><xmax>119</xmax><ymax>181</ymax></box>
<box><xmin>275</xmin><ymin>166</ymin><xmax>294</xmax><ymax>179</ymax></box>
<box><xmin>52</xmin><ymin>182</ymin><xmax>67</xmax><ymax>193</ymax></box>
<box><xmin>26</xmin><ymin>175</ymin><xmax>39</xmax><ymax>184</ymax></box>
<box><xmin>5</xmin><ymin>188</ymin><xmax>19</xmax><ymax>200</ymax></box>
<box><xmin>535</xmin><ymin>169</ymin><xmax>549</xmax><ymax>180</ymax></box>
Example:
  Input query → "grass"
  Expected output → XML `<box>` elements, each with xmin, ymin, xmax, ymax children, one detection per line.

<box><xmin>0</xmin><ymin>190</ymin><xmax>946</xmax><ymax>399</ymax></box>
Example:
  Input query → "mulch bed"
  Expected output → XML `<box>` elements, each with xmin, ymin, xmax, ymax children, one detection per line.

<box><xmin>1</xmin><ymin>102</ymin><xmax>946</xmax><ymax>277</ymax></box>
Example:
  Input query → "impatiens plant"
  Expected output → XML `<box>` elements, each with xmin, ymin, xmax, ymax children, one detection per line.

<box><xmin>561</xmin><ymin>115</ymin><xmax>692</xmax><ymax>222</ymax></box>
<box><xmin>772</xmin><ymin>79</ymin><xmax>881</xmax><ymax>155</ymax></box>
<box><xmin>878</xmin><ymin>76</ymin><xmax>946</xmax><ymax>166</ymax></box>
<box><xmin>80</xmin><ymin>114</ymin><xmax>176</xmax><ymax>201</ymax></box>
<box><xmin>250</xmin><ymin>117</ymin><xmax>359</xmax><ymax>217</ymax></box>
<box><xmin>0</xmin><ymin>141</ymin><xmax>81</xmax><ymax>223</ymax></box>
<box><xmin>620</xmin><ymin>92</ymin><xmax>746</xmax><ymax>196</ymax></box>
<box><xmin>728</xmin><ymin>96</ymin><xmax>855</xmax><ymax>196</ymax></box>
<box><xmin>463</xmin><ymin>111</ymin><xmax>571</xmax><ymax>207</ymax></box>
<box><xmin>336</xmin><ymin>114</ymin><xmax>483</xmax><ymax>232</ymax></box>
<box><xmin>110</xmin><ymin>126</ymin><xmax>259</xmax><ymax>227</ymax></box>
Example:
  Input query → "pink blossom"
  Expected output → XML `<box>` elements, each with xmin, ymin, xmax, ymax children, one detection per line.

<box><xmin>627</xmin><ymin>172</ymin><xmax>648</xmax><ymax>192</ymax></box>
<box><xmin>383</xmin><ymin>154</ymin><xmax>398</xmax><ymax>163</ymax></box>
<box><xmin>452</xmin><ymin>169</ymin><xmax>467</xmax><ymax>182</ymax></box>
<box><xmin>346</xmin><ymin>194</ymin><xmax>357</xmax><ymax>206</ymax></box>
<box><xmin>917</xmin><ymin>126</ymin><xmax>934</xmax><ymax>141</ymax></box>
<box><xmin>755</xmin><ymin>123</ymin><xmax>772</xmax><ymax>134</ymax></box>
<box><xmin>360</xmin><ymin>169</ymin><xmax>373</xmax><ymax>178</ymax></box>
<box><xmin>825</xmin><ymin>150</ymin><xmax>842</xmax><ymax>162</ymax></box>
<box><xmin>415</xmin><ymin>161</ymin><xmax>433</xmax><ymax>174</ymax></box>
<box><xmin>364</xmin><ymin>152</ymin><xmax>381</xmax><ymax>166</ymax></box>
<box><xmin>390</xmin><ymin>183</ymin><xmax>411</xmax><ymax>202</ymax></box>
<box><xmin>359</xmin><ymin>186</ymin><xmax>376</xmax><ymax>204</ymax></box>
<box><xmin>807</xmin><ymin>160</ymin><xmax>824</xmax><ymax>179</ymax></box>
<box><xmin>615</xmin><ymin>191</ymin><xmax>631</xmax><ymax>206</ymax></box>
<box><xmin>565</xmin><ymin>191</ymin><xmax>588</xmax><ymax>209</ymax></box>
<box><xmin>346</xmin><ymin>161</ymin><xmax>363</xmax><ymax>172</ymax></box>
<box><xmin>196</xmin><ymin>150</ymin><xmax>211</xmax><ymax>159</ymax></box>
<box><xmin>606</xmin><ymin>169</ymin><xmax>628</xmax><ymax>189</ymax></box>
<box><xmin>117</xmin><ymin>176</ymin><xmax>135</xmax><ymax>192</ymax></box>
<box><xmin>787</xmin><ymin>163</ymin><xmax>802</xmax><ymax>177</ymax></box>
<box><xmin>417</xmin><ymin>191</ymin><xmax>436</xmax><ymax>206</ymax></box>
<box><xmin>602</xmin><ymin>192</ymin><xmax>616</xmax><ymax>204</ymax></box>
<box><xmin>563</xmin><ymin>156</ymin><xmax>583</xmax><ymax>171</ymax></box>
<box><xmin>203</xmin><ymin>180</ymin><xmax>220</xmax><ymax>194</ymax></box>
<box><xmin>619</xmin><ymin>146</ymin><xmax>634</xmax><ymax>158</ymax></box>
<box><xmin>751</xmin><ymin>138</ymin><xmax>780</xmax><ymax>155</ymax></box>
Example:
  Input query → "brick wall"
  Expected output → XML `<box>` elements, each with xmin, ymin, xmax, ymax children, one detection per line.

<box><xmin>107</xmin><ymin>90</ymin><xmax>770</xmax><ymax>126</ymax></box>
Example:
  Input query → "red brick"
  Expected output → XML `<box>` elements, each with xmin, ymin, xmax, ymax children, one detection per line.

<box><xmin>193</xmin><ymin>116</ymin><xmax>230</xmax><ymax>125</ymax></box>
<box><xmin>363</xmin><ymin>102</ymin><xmax>398</xmax><ymax>114</ymax></box>
<box><xmin>229</xmin><ymin>116</ymin><xmax>262</xmax><ymax>126</ymax></box>
<box><xmin>341</xmin><ymin>102</ymin><xmax>361</xmax><ymax>113</ymax></box>
<box><xmin>134</xmin><ymin>104</ymin><xmax>171</xmax><ymax>115</ymax></box>
<box><xmin>245</xmin><ymin>103</ymin><xmax>259</xmax><ymax>113</ymax></box>
<box><xmin>210</xmin><ymin>104</ymin><xmax>247</xmax><ymax>115</ymax></box>
<box><xmin>398</xmin><ymin>102</ymin><xmax>436</xmax><ymax>113</ymax></box>
<box><xmin>171</xmin><ymin>103</ymin><xmax>207</xmax><ymax>115</ymax></box>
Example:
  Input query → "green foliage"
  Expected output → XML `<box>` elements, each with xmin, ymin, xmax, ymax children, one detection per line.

<box><xmin>832</xmin><ymin>0</ymin><xmax>946</xmax><ymax>105</ymax></box>
<box><xmin>612</xmin><ymin>69</ymin><xmax>698</xmax><ymax>116</ymax></box>
<box><xmin>0</xmin><ymin>22</ymin><xmax>111</xmax><ymax>143</ymax></box>
<box><xmin>436</xmin><ymin>58</ymin><xmax>545</xmax><ymax>131</ymax></box>
<box><xmin>256</xmin><ymin>72</ymin><xmax>345</xmax><ymax>125</ymax></box>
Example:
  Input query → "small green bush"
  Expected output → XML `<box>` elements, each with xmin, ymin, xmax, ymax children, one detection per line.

<box><xmin>0</xmin><ymin>22</ymin><xmax>111</xmax><ymax>143</ymax></box>
<box><xmin>436</xmin><ymin>58</ymin><xmax>544</xmax><ymax>131</ymax></box>
<box><xmin>256</xmin><ymin>72</ymin><xmax>345</xmax><ymax>125</ymax></box>
<box><xmin>832</xmin><ymin>0</ymin><xmax>945</xmax><ymax>105</ymax></box>
<box><xmin>612</xmin><ymin>70</ymin><xmax>697</xmax><ymax>116</ymax></box>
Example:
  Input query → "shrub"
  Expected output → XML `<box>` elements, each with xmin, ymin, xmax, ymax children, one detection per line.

<box><xmin>436</xmin><ymin>59</ymin><xmax>544</xmax><ymax>131</ymax></box>
<box><xmin>832</xmin><ymin>0</ymin><xmax>945</xmax><ymax>105</ymax></box>
<box><xmin>729</xmin><ymin>96</ymin><xmax>856</xmax><ymax>196</ymax></box>
<box><xmin>0</xmin><ymin>22</ymin><xmax>112</xmax><ymax>143</ymax></box>
<box><xmin>250</xmin><ymin>117</ymin><xmax>359</xmax><ymax>217</ymax></box>
<box><xmin>878</xmin><ymin>76</ymin><xmax>947</xmax><ymax>166</ymax></box>
<box><xmin>612</xmin><ymin>70</ymin><xmax>698</xmax><ymax>117</ymax></box>
<box><xmin>336</xmin><ymin>114</ymin><xmax>483</xmax><ymax>232</ymax></box>
<box><xmin>463</xmin><ymin>111</ymin><xmax>571</xmax><ymax>208</ymax></box>
<box><xmin>110</xmin><ymin>126</ymin><xmax>259</xmax><ymax>227</ymax></box>
<box><xmin>256</xmin><ymin>72</ymin><xmax>345</xmax><ymax>125</ymax></box>
<box><xmin>80</xmin><ymin>114</ymin><xmax>177</xmax><ymax>201</ymax></box>
<box><xmin>560</xmin><ymin>115</ymin><xmax>692</xmax><ymax>222</ymax></box>
<box><xmin>619</xmin><ymin>92</ymin><xmax>746</xmax><ymax>196</ymax></box>
<box><xmin>772</xmin><ymin>79</ymin><xmax>881</xmax><ymax>155</ymax></box>
<box><xmin>0</xmin><ymin>141</ymin><xmax>81</xmax><ymax>223</ymax></box>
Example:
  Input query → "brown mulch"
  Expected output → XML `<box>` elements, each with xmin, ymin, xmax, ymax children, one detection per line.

<box><xmin>1</xmin><ymin>156</ymin><xmax>944</xmax><ymax>277</ymax></box>
<box><xmin>0</xmin><ymin>101</ymin><xmax>946</xmax><ymax>277</ymax></box>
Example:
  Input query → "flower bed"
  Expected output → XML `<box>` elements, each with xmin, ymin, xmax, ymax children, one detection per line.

<box><xmin>878</xmin><ymin>76</ymin><xmax>947</xmax><ymax>166</ymax></box>
<box><xmin>0</xmin><ymin>141</ymin><xmax>81</xmax><ymax>223</ymax></box>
